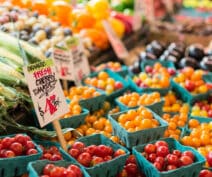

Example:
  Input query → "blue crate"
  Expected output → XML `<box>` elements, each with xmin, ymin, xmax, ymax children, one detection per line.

<box><xmin>34</xmin><ymin>140</ymin><xmax>74</xmax><ymax>161</ymax></box>
<box><xmin>115</xmin><ymin>96</ymin><xmax>165</xmax><ymax>116</ymax></box>
<box><xmin>171</xmin><ymin>80</ymin><xmax>209</xmax><ymax>104</ymax></box>
<box><xmin>132</xmin><ymin>138</ymin><xmax>206</xmax><ymax>177</ymax></box>
<box><xmin>66</xmin><ymin>134</ymin><xmax>130</xmax><ymax>177</ymax></box>
<box><xmin>0</xmin><ymin>134</ymin><xmax>42</xmax><ymax>177</ymax></box>
<box><xmin>141</xmin><ymin>60</ymin><xmax>176</xmax><ymax>72</ymax></box>
<box><xmin>128</xmin><ymin>76</ymin><xmax>171</xmax><ymax>96</ymax></box>
<box><xmin>108</xmin><ymin>108</ymin><xmax>168</xmax><ymax>148</ymax></box>
<box><xmin>79</xmin><ymin>90</ymin><xmax>106</xmax><ymax>112</ymax></box>
<box><xmin>82</xmin><ymin>69</ymin><xmax>129</xmax><ymax>101</ymax></box>
<box><xmin>46</xmin><ymin>108</ymin><xmax>89</xmax><ymax>130</ymax></box>
<box><xmin>28</xmin><ymin>160</ymin><xmax>90</xmax><ymax>177</ymax></box>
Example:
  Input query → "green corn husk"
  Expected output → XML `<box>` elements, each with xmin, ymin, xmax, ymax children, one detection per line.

<box><xmin>0</xmin><ymin>61</ymin><xmax>26</xmax><ymax>86</ymax></box>
<box><xmin>0</xmin><ymin>31</ymin><xmax>46</xmax><ymax>63</ymax></box>
<box><xmin>0</xmin><ymin>56</ymin><xmax>21</xmax><ymax>72</ymax></box>
<box><xmin>0</xmin><ymin>47</ymin><xmax>23</xmax><ymax>66</ymax></box>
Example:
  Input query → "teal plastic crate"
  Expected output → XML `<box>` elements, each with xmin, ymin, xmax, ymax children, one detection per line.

<box><xmin>203</xmin><ymin>73</ymin><xmax>212</xmax><ymax>94</ymax></box>
<box><xmin>141</xmin><ymin>60</ymin><xmax>176</xmax><ymax>72</ymax></box>
<box><xmin>190</xmin><ymin>116</ymin><xmax>212</xmax><ymax>123</ymax></box>
<box><xmin>108</xmin><ymin>108</ymin><xmax>168</xmax><ymax>148</ymax></box>
<box><xmin>115</xmin><ymin>96</ymin><xmax>165</xmax><ymax>116</ymax></box>
<box><xmin>128</xmin><ymin>76</ymin><xmax>171</xmax><ymax>96</ymax></box>
<box><xmin>28</xmin><ymin>160</ymin><xmax>90</xmax><ymax>177</ymax></box>
<box><xmin>67</xmin><ymin>134</ymin><xmax>130</xmax><ymax>177</ymax></box>
<box><xmin>0</xmin><ymin>134</ymin><xmax>42</xmax><ymax>177</ymax></box>
<box><xmin>171</xmin><ymin>80</ymin><xmax>209</xmax><ymax>104</ymax></box>
<box><xmin>34</xmin><ymin>140</ymin><xmax>73</xmax><ymax>161</ymax></box>
<box><xmin>79</xmin><ymin>90</ymin><xmax>107</xmax><ymax>112</ymax></box>
<box><xmin>82</xmin><ymin>69</ymin><xmax>129</xmax><ymax>101</ymax></box>
<box><xmin>46</xmin><ymin>108</ymin><xmax>89</xmax><ymax>130</ymax></box>
<box><xmin>117</xmin><ymin>65</ymin><xmax>129</xmax><ymax>78</ymax></box>
<box><xmin>132</xmin><ymin>138</ymin><xmax>206</xmax><ymax>177</ymax></box>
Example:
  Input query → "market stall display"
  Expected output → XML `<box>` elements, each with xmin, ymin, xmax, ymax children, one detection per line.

<box><xmin>0</xmin><ymin>0</ymin><xmax>211</xmax><ymax>177</ymax></box>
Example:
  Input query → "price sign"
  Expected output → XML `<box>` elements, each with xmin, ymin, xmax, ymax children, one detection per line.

<box><xmin>163</xmin><ymin>0</ymin><xmax>174</xmax><ymax>13</ymax></box>
<box><xmin>133</xmin><ymin>0</ymin><xmax>144</xmax><ymax>31</ymax></box>
<box><xmin>53</xmin><ymin>46</ymin><xmax>74</xmax><ymax>81</ymax></box>
<box><xmin>102</xmin><ymin>20</ymin><xmax>129</xmax><ymax>60</ymax></box>
<box><xmin>144</xmin><ymin>0</ymin><xmax>155</xmax><ymax>22</ymax></box>
<box><xmin>67</xmin><ymin>37</ymin><xmax>90</xmax><ymax>86</ymax></box>
<box><xmin>23</xmin><ymin>59</ymin><xmax>69</xmax><ymax>128</ymax></box>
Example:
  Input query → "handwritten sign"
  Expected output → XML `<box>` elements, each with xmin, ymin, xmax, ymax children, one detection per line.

<box><xmin>144</xmin><ymin>0</ymin><xmax>155</xmax><ymax>22</ymax></box>
<box><xmin>163</xmin><ymin>0</ymin><xmax>174</xmax><ymax>13</ymax></box>
<box><xmin>67</xmin><ymin>37</ymin><xmax>90</xmax><ymax>85</ymax></box>
<box><xmin>102</xmin><ymin>20</ymin><xmax>129</xmax><ymax>60</ymax></box>
<box><xmin>23</xmin><ymin>59</ymin><xmax>69</xmax><ymax>127</ymax></box>
<box><xmin>53</xmin><ymin>46</ymin><xmax>74</xmax><ymax>81</ymax></box>
<box><xmin>133</xmin><ymin>0</ymin><xmax>143</xmax><ymax>31</ymax></box>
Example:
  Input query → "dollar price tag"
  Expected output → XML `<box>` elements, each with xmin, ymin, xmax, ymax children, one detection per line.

<box><xmin>23</xmin><ymin>59</ymin><xmax>69</xmax><ymax>127</ymax></box>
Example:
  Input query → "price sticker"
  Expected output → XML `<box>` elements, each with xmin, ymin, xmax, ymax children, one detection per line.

<box><xmin>133</xmin><ymin>0</ymin><xmax>144</xmax><ymax>31</ymax></box>
<box><xmin>102</xmin><ymin>20</ymin><xmax>129</xmax><ymax>60</ymax></box>
<box><xmin>67</xmin><ymin>36</ymin><xmax>90</xmax><ymax>86</ymax></box>
<box><xmin>23</xmin><ymin>59</ymin><xmax>69</xmax><ymax>127</ymax></box>
<box><xmin>53</xmin><ymin>46</ymin><xmax>74</xmax><ymax>81</ymax></box>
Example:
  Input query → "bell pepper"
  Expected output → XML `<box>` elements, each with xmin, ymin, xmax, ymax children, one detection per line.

<box><xmin>108</xmin><ymin>17</ymin><xmax>125</xmax><ymax>38</ymax></box>
<box><xmin>86</xmin><ymin>0</ymin><xmax>110</xmax><ymax>20</ymax></box>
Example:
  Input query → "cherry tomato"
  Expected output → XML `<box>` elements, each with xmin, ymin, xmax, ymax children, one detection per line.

<box><xmin>181</xmin><ymin>151</ymin><xmax>195</xmax><ymax>161</ymax></box>
<box><xmin>43</xmin><ymin>164</ymin><xmax>55</xmax><ymax>175</ymax></box>
<box><xmin>144</xmin><ymin>144</ymin><xmax>156</xmax><ymax>154</ymax></box>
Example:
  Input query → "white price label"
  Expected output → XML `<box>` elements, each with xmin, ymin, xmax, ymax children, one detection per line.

<box><xmin>102</xmin><ymin>20</ymin><xmax>129</xmax><ymax>59</ymax></box>
<box><xmin>133</xmin><ymin>0</ymin><xmax>143</xmax><ymax>31</ymax></box>
<box><xmin>23</xmin><ymin>59</ymin><xmax>69</xmax><ymax>127</ymax></box>
<box><xmin>53</xmin><ymin>46</ymin><xmax>74</xmax><ymax>81</ymax></box>
<box><xmin>145</xmin><ymin>0</ymin><xmax>155</xmax><ymax>22</ymax></box>
<box><xmin>163</xmin><ymin>0</ymin><xmax>174</xmax><ymax>13</ymax></box>
<box><xmin>67</xmin><ymin>37</ymin><xmax>90</xmax><ymax>86</ymax></box>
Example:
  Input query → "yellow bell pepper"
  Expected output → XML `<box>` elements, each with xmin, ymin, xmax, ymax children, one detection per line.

<box><xmin>108</xmin><ymin>17</ymin><xmax>125</xmax><ymax>38</ymax></box>
<box><xmin>86</xmin><ymin>0</ymin><xmax>110</xmax><ymax>20</ymax></box>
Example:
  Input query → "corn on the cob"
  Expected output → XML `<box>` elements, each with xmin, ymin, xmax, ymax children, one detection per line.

<box><xmin>0</xmin><ymin>82</ymin><xmax>18</xmax><ymax>101</ymax></box>
<box><xmin>0</xmin><ymin>31</ymin><xmax>46</xmax><ymax>64</ymax></box>
<box><xmin>0</xmin><ymin>61</ymin><xmax>26</xmax><ymax>86</ymax></box>
<box><xmin>0</xmin><ymin>47</ymin><xmax>23</xmax><ymax>66</ymax></box>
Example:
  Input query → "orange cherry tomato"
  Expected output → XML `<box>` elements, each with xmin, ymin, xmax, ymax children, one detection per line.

<box><xmin>49</xmin><ymin>0</ymin><xmax>72</xmax><ymax>26</ymax></box>
<box><xmin>32</xmin><ymin>0</ymin><xmax>48</xmax><ymax>15</ymax></box>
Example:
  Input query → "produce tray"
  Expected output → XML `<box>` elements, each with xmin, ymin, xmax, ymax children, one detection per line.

<box><xmin>67</xmin><ymin>134</ymin><xmax>130</xmax><ymax>177</ymax></box>
<box><xmin>78</xmin><ymin>90</ymin><xmax>106</xmax><ymax>113</ymax></box>
<box><xmin>132</xmin><ymin>138</ymin><xmax>205</xmax><ymax>177</ymax></box>
<box><xmin>128</xmin><ymin>76</ymin><xmax>171</xmax><ymax>96</ymax></box>
<box><xmin>82</xmin><ymin>69</ymin><xmax>129</xmax><ymax>101</ymax></box>
<box><xmin>190</xmin><ymin>116</ymin><xmax>212</xmax><ymax>123</ymax></box>
<box><xmin>0</xmin><ymin>134</ymin><xmax>42</xmax><ymax>177</ymax></box>
<box><xmin>46</xmin><ymin>108</ymin><xmax>89</xmax><ymax>130</ymax></box>
<box><xmin>141</xmin><ymin>60</ymin><xmax>176</xmax><ymax>72</ymax></box>
<box><xmin>115</xmin><ymin>96</ymin><xmax>165</xmax><ymax>116</ymax></box>
<box><xmin>28</xmin><ymin>160</ymin><xmax>90</xmax><ymax>177</ymax></box>
<box><xmin>108</xmin><ymin>108</ymin><xmax>168</xmax><ymax>148</ymax></box>
<box><xmin>171</xmin><ymin>80</ymin><xmax>209</xmax><ymax>104</ymax></box>
<box><xmin>116</xmin><ymin>65</ymin><xmax>129</xmax><ymax>78</ymax></box>
<box><xmin>34</xmin><ymin>140</ymin><xmax>72</xmax><ymax>161</ymax></box>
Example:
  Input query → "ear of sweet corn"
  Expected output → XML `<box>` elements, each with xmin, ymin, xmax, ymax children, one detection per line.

<box><xmin>0</xmin><ymin>31</ymin><xmax>46</xmax><ymax>64</ymax></box>
<box><xmin>0</xmin><ymin>61</ymin><xmax>26</xmax><ymax>87</ymax></box>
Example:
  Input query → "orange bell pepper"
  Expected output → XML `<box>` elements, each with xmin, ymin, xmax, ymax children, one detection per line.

<box><xmin>49</xmin><ymin>0</ymin><xmax>72</xmax><ymax>26</ymax></box>
<box><xmin>69</xmin><ymin>9</ymin><xmax>96</xmax><ymax>33</ymax></box>
<box><xmin>80</xmin><ymin>28</ymin><xmax>109</xmax><ymax>50</ymax></box>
